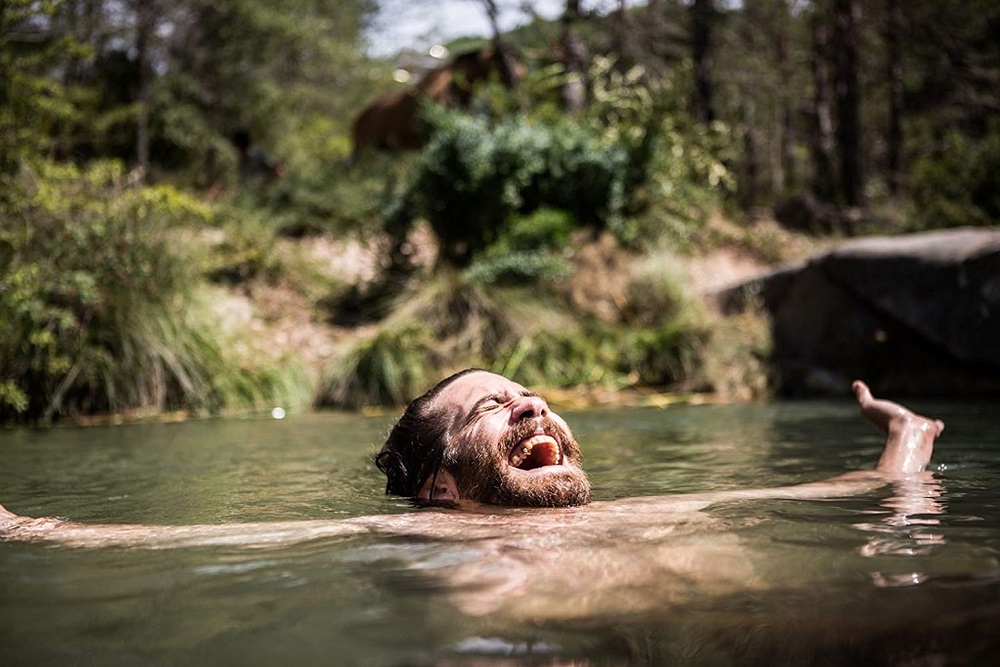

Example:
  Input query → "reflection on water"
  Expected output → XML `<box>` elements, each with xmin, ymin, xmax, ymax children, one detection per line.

<box><xmin>2</xmin><ymin>400</ymin><xmax>999</xmax><ymax>665</ymax></box>
<box><xmin>854</xmin><ymin>473</ymin><xmax>949</xmax><ymax>592</ymax></box>
<box><xmin>856</xmin><ymin>474</ymin><xmax>946</xmax><ymax>564</ymax></box>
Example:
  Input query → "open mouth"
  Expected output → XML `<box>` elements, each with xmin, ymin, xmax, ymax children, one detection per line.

<box><xmin>508</xmin><ymin>434</ymin><xmax>562</xmax><ymax>470</ymax></box>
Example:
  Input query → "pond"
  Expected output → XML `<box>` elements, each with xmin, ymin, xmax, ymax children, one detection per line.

<box><xmin>1</xmin><ymin>397</ymin><xmax>999</xmax><ymax>665</ymax></box>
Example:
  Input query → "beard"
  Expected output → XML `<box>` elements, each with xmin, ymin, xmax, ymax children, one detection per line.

<box><xmin>448</xmin><ymin>416</ymin><xmax>592</xmax><ymax>507</ymax></box>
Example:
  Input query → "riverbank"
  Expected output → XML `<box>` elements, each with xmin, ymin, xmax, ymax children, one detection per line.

<box><xmin>209</xmin><ymin>211</ymin><xmax>824</xmax><ymax>416</ymax></box>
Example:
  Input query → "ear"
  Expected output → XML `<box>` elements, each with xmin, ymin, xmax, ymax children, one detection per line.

<box><xmin>417</xmin><ymin>468</ymin><xmax>459</xmax><ymax>501</ymax></box>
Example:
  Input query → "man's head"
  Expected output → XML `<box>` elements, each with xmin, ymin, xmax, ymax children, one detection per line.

<box><xmin>375</xmin><ymin>369</ymin><xmax>591</xmax><ymax>507</ymax></box>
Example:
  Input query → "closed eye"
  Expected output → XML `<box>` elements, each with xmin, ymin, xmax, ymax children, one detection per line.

<box><xmin>472</xmin><ymin>394</ymin><xmax>505</xmax><ymax>413</ymax></box>
<box><xmin>469</xmin><ymin>389</ymin><xmax>540</xmax><ymax>418</ymax></box>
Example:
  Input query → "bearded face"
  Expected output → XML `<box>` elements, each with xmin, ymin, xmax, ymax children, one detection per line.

<box><xmin>429</xmin><ymin>372</ymin><xmax>591</xmax><ymax>507</ymax></box>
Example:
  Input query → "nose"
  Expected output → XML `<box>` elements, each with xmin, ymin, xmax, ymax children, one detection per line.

<box><xmin>509</xmin><ymin>395</ymin><xmax>549</xmax><ymax>424</ymax></box>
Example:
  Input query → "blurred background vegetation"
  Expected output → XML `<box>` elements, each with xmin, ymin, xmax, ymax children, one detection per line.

<box><xmin>1</xmin><ymin>0</ymin><xmax>997</xmax><ymax>424</ymax></box>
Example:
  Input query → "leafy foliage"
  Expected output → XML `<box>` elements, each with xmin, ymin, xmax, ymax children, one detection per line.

<box><xmin>387</xmin><ymin>55</ymin><xmax>734</xmax><ymax>273</ymax></box>
<box><xmin>0</xmin><ymin>0</ymin><xmax>80</xmax><ymax>174</ymax></box>
<box><xmin>397</xmin><ymin>106</ymin><xmax>632</xmax><ymax>267</ymax></box>
<box><xmin>466</xmin><ymin>208</ymin><xmax>576</xmax><ymax>284</ymax></box>
<box><xmin>910</xmin><ymin>122</ymin><xmax>1000</xmax><ymax>229</ymax></box>
<box><xmin>0</xmin><ymin>160</ymin><xmax>289</xmax><ymax>423</ymax></box>
<box><xmin>5</xmin><ymin>0</ymin><xmax>997</xmax><ymax>420</ymax></box>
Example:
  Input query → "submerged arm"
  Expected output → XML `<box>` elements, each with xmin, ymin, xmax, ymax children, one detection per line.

<box><xmin>0</xmin><ymin>504</ymin><xmax>379</xmax><ymax>548</ymax></box>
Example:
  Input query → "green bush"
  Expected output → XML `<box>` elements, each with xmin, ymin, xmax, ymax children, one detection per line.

<box><xmin>0</xmin><ymin>160</ymin><xmax>288</xmax><ymax>423</ymax></box>
<box><xmin>466</xmin><ymin>208</ymin><xmax>576</xmax><ymax>284</ymax></box>
<box><xmin>493</xmin><ymin>325</ymin><xmax>631</xmax><ymax>389</ymax></box>
<box><xmin>911</xmin><ymin>123</ymin><xmax>1000</xmax><ymax>228</ymax></box>
<box><xmin>389</xmin><ymin>60</ymin><xmax>733</xmax><ymax>269</ymax></box>
<box><xmin>318</xmin><ymin>323</ymin><xmax>435</xmax><ymax>410</ymax></box>
<box><xmin>398</xmin><ymin>107</ymin><xmax>631</xmax><ymax>267</ymax></box>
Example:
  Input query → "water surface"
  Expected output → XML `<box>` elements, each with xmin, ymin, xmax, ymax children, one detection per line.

<box><xmin>2</xmin><ymin>399</ymin><xmax>998</xmax><ymax>665</ymax></box>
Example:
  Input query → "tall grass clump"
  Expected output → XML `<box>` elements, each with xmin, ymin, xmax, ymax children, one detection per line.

<box><xmin>318</xmin><ymin>255</ymin><xmax>714</xmax><ymax>408</ymax></box>
<box><xmin>317</xmin><ymin>272</ymin><xmax>513</xmax><ymax>409</ymax></box>
<box><xmin>319</xmin><ymin>323</ymin><xmax>435</xmax><ymax>410</ymax></box>
<box><xmin>0</xmin><ymin>160</ymin><xmax>291</xmax><ymax>424</ymax></box>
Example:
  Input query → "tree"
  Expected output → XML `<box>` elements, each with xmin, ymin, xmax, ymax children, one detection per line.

<box><xmin>809</xmin><ymin>3</ymin><xmax>836</xmax><ymax>202</ymax></box>
<box><xmin>560</xmin><ymin>0</ymin><xmax>589</xmax><ymax>114</ymax></box>
<box><xmin>832</xmin><ymin>0</ymin><xmax>863</xmax><ymax>206</ymax></box>
<box><xmin>689</xmin><ymin>0</ymin><xmax>717</xmax><ymax>124</ymax></box>
<box><xmin>883</xmin><ymin>0</ymin><xmax>903</xmax><ymax>195</ymax></box>
<box><xmin>2</xmin><ymin>0</ymin><xmax>376</xmax><ymax>184</ymax></box>
<box><xmin>0</xmin><ymin>0</ymin><xmax>76</xmax><ymax>174</ymax></box>
<box><xmin>133</xmin><ymin>0</ymin><xmax>157</xmax><ymax>181</ymax></box>
<box><xmin>772</xmin><ymin>0</ymin><xmax>796</xmax><ymax>195</ymax></box>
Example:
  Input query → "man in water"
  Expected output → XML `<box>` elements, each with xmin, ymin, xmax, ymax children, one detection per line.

<box><xmin>375</xmin><ymin>368</ymin><xmax>941</xmax><ymax>506</ymax></box>
<box><xmin>0</xmin><ymin>369</ymin><xmax>943</xmax><ymax>546</ymax></box>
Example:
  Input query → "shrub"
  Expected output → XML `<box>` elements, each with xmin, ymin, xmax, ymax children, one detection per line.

<box><xmin>492</xmin><ymin>324</ymin><xmax>631</xmax><ymax>390</ymax></box>
<box><xmin>597</xmin><ymin>67</ymin><xmax>733</xmax><ymax>247</ymax></box>
<box><xmin>466</xmin><ymin>208</ymin><xmax>576</xmax><ymax>284</ymax></box>
<box><xmin>0</xmin><ymin>159</ymin><xmax>288</xmax><ymax>423</ymax></box>
<box><xmin>318</xmin><ymin>323</ymin><xmax>435</xmax><ymax>410</ymax></box>
<box><xmin>910</xmin><ymin>123</ymin><xmax>1000</xmax><ymax>229</ymax></box>
<box><xmin>397</xmin><ymin>107</ymin><xmax>631</xmax><ymax>267</ymax></box>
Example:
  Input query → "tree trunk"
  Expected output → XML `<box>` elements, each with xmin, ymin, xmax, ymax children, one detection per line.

<box><xmin>884</xmin><ymin>0</ymin><xmax>904</xmax><ymax>195</ymax></box>
<box><xmin>833</xmin><ymin>0</ymin><xmax>863</xmax><ymax>206</ymax></box>
<box><xmin>774</xmin><ymin>1</ymin><xmax>796</xmax><ymax>194</ymax></box>
<box><xmin>611</xmin><ymin>0</ymin><xmax>634</xmax><ymax>64</ymax></box>
<box><xmin>690</xmin><ymin>0</ymin><xmax>716</xmax><ymax>124</ymax></box>
<box><xmin>480</xmin><ymin>0</ymin><xmax>520</xmax><ymax>89</ymax></box>
<box><xmin>737</xmin><ymin>1</ymin><xmax>759</xmax><ymax>209</ymax></box>
<box><xmin>561</xmin><ymin>0</ymin><xmax>587</xmax><ymax>115</ymax></box>
<box><xmin>134</xmin><ymin>0</ymin><xmax>154</xmax><ymax>182</ymax></box>
<box><xmin>740</xmin><ymin>98</ymin><xmax>760</xmax><ymax>210</ymax></box>
<box><xmin>809</xmin><ymin>6</ymin><xmax>836</xmax><ymax>202</ymax></box>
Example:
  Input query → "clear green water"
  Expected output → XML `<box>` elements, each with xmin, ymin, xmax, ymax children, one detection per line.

<box><xmin>2</xmin><ymin>399</ymin><xmax>999</xmax><ymax>665</ymax></box>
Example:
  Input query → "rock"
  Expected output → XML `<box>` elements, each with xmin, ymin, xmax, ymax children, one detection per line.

<box><xmin>718</xmin><ymin>227</ymin><xmax>1000</xmax><ymax>397</ymax></box>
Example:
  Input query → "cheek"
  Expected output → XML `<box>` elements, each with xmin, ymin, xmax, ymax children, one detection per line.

<box><xmin>472</xmin><ymin>416</ymin><xmax>508</xmax><ymax>446</ymax></box>
<box><xmin>448</xmin><ymin>422</ymin><xmax>499</xmax><ymax>464</ymax></box>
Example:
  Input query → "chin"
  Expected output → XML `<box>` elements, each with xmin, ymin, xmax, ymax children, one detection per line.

<box><xmin>476</xmin><ymin>465</ymin><xmax>592</xmax><ymax>508</ymax></box>
<box><xmin>452</xmin><ymin>416</ymin><xmax>592</xmax><ymax>507</ymax></box>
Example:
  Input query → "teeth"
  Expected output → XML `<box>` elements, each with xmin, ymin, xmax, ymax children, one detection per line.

<box><xmin>508</xmin><ymin>434</ymin><xmax>561</xmax><ymax>468</ymax></box>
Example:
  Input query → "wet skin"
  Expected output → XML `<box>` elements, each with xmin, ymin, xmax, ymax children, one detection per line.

<box><xmin>416</xmin><ymin>372</ymin><xmax>591</xmax><ymax>506</ymax></box>
<box><xmin>853</xmin><ymin>380</ymin><xmax>944</xmax><ymax>474</ymax></box>
<box><xmin>1</xmin><ymin>374</ymin><xmax>943</xmax><ymax>554</ymax></box>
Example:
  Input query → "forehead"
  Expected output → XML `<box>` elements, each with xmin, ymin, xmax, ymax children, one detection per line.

<box><xmin>436</xmin><ymin>371</ymin><xmax>528</xmax><ymax>413</ymax></box>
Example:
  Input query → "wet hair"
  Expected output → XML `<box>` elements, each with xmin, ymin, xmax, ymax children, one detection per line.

<box><xmin>375</xmin><ymin>368</ymin><xmax>484</xmax><ymax>497</ymax></box>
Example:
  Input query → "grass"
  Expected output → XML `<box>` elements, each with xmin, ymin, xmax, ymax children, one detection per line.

<box><xmin>316</xmin><ymin>246</ymin><xmax>724</xmax><ymax>409</ymax></box>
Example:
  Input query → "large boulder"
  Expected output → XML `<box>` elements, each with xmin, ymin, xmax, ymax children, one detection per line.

<box><xmin>718</xmin><ymin>227</ymin><xmax>1000</xmax><ymax>397</ymax></box>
